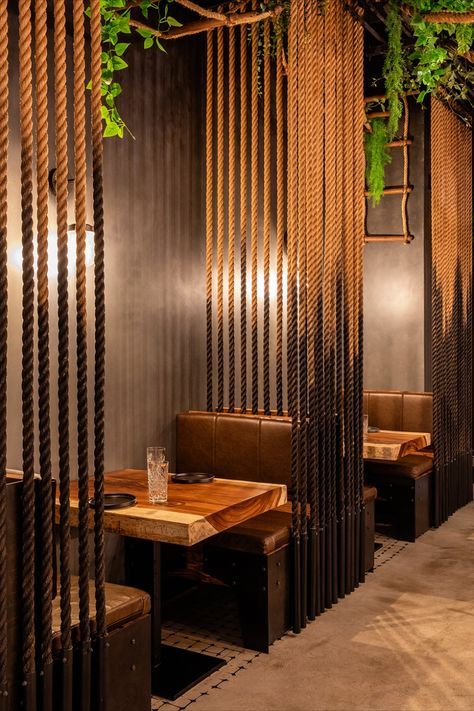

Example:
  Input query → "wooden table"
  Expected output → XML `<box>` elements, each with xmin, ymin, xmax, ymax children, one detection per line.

<box><xmin>58</xmin><ymin>468</ymin><xmax>287</xmax><ymax>699</ymax></box>
<box><xmin>363</xmin><ymin>430</ymin><xmax>431</xmax><ymax>461</ymax></box>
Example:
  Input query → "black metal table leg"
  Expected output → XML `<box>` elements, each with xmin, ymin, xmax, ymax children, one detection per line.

<box><xmin>125</xmin><ymin>538</ymin><xmax>226</xmax><ymax>701</ymax></box>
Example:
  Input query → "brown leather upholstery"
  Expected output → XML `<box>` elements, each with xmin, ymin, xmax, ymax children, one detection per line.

<box><xmin>364</xmin><ymin>390</ymin><xmax>432</xmax><ymax>434</ymax></box>
<box><xmin>51</xmin><ymin>578</ymin><xmax>151</xmax><ymax>651</ymax></box>
<box><xmin>365</xmin><ymin>454</ymin><xmax>433</xmax><ymax>481</ymax></box>
<box><xmin>177</xmin><ymin>411</ymin><xmax>291</xmax><ymax>488</ymax></box>
<box><xmin>209</xmin><ymin>486</ymin><xmax>377</xmax><ymax>555</ymax></box>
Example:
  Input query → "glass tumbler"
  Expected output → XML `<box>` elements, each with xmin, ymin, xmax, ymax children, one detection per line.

<box><xmin>147</xmin><ymin>447</ymin><xmax>168</xmax><ymax>503</ymax></box>
<box><xmin>363</xmin><ymin>414</ymin><xmax>369</xmax><ymax>439</ymax></box>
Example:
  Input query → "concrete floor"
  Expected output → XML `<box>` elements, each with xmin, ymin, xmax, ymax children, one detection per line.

<box><xmin>192</xmin><ymin>503</ymin><xmax>474</xmax><ymax>711</ymax></box>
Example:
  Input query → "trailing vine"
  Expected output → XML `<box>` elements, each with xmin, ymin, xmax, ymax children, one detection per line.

<box><xmin>88</xmin><ymin>0</ymin><xmax>181</xmax><ymax>138</ymax></box>
<box><xmin>365</xmin><ymin>119</ymin><xmax>392</xmax><ymax>206</ymax></box>
<box><xmin>365</xmin><ymin>0</ymin><xmax>473</xmax><ymax>203</ymax></box>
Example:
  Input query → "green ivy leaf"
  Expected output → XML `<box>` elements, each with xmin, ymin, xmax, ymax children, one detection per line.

<box><xmin>167</xmin><ymin>16</ymin><xmax>182</xmax><ymax>27</ymax></box>
<box><xmin>104</xmin><ymin>122</ymin><xmax>120</xmax><ymax>138</ymax></box>
<box><xmin>111</xmin><ymin>55</ymin><xmax>128</xmax><ymax>70</ymax></box>
<box><xmin>144</xmin><ymin>36</ymin><xmax>154</xmax><ymax>49</ymax></box>
<box><xmin>115</xmin><ymin>42</ymin><xmax>130</xmax><ymax>56</ymax></box>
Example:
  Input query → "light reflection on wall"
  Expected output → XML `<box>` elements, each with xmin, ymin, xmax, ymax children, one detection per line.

<box><xmin>9</xmin><ymin>228</ymin><xmax>95</xmax><ymax>279</ymax></box>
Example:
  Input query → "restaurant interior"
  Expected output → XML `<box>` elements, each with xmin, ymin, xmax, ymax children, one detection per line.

<box><xmin>0</xmin><ymin>0</ymin><xmax>473</xmax><ymax>709</ymax></box>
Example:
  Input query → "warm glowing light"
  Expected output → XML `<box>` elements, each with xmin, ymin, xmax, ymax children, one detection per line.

<box><xmin>9</xmin><ymin>228</ymin><xmax>95</xmax><ymax>279</ymax></box>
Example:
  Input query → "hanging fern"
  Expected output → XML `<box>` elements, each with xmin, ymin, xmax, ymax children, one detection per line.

<box><xmin>365</xmin><ymin>119</ymin><xmax>392</xmax><ymax>206</ymax></box>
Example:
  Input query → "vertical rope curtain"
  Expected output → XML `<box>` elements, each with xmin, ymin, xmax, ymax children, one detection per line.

<box><xmin>0</xmin><ymin>0</ymin><xmax>8</xmax><ymax>705</ymax></box>
<box><xmin>0</xmin><ymin>0</ymin><xmax>107</xmax><ymax>706</ymax></box>
<box><xmin>431</xmin><ymin>98</ymin><xmax>473</xmax><ymax>527</ymax></box>
<box><xmin>205</xmin><ymin>0</ymin><xmax>366</xmax><ymax>628</ymax></box>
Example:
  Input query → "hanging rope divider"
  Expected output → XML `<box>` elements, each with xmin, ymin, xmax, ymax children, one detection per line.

<box><xmin>54</xmin><ymin>0</ymin><xmax>73</xmax><ymax>704</ymax></box>
<box><xmin>250</xmin><ymin>4</ymin><xmax>259</xmax><ymax>415</ymax></box>
<box><xmin>206</xmin><ymin>31</ymin><xmax>214</xmax><ymax>412</ymax></box>
<box><xmin>19</xmin><ymin>0</ymin><xmax>37</xmax><ymax>705</ymax></box>
<box><xmin>73</xmin><ymin>0</ymin><xmax>92</xmax><ymax>703</ymax></box>
<box><xmin>287</xmin><ymin>0</ymin><xmax>301</xmax><ymax>634</ymax></box>
<box><xmin>239</xmin><ymin>21</ymin><xmax>247</xmax><ymax>413</ymax></box>
<box><xmin>263</xmin><ymin>19</ymin><xmax>271</xmax><ymax>417</ymax></box>
<box><xmin>275</xmin><ymin>36</ymin><xmax>284</xmax><ymax>418</ymax></box>
<box><xmin>228</xmin><ymin>26</ymin><xmax>236</xmax><ymax>413</ymax></box>
<box><xmin>204</xmin><ymin>0</ymin><xmax>368</xmax><ymax>630</ymax></box>
<box><xmin>35</xmin><ymin>0</ymin><xmax>54</xmax><ymax>704</ymax></box>
<box><xmin>216</xmin><ymin>27</ymin><xmax>225</xmax><ymax>412</ymax></box>
<box><xmin>91</xmin><ymin>0</ymin><xmax>108</xmax><ymax>702</ymax></box>
<box><xmin>0</xmin><ymin>0</ymin><xmax>7</xmax><ymax>704</ymax></box>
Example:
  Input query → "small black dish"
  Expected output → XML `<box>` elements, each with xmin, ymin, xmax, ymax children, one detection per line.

<box><xmin>171</xmin><ymin>472</ymin><xmax>214</xmax><ymax>484</ymax></box>
<box><xmin>88</xmin><ymin>492</ymin><xmax>137</xmax><ymax>510</ymax></box>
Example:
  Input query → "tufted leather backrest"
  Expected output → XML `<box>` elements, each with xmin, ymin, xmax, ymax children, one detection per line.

<box><xmin>176</xmin><ymin>411</ymin><xmax>292</xmax><ymax>487</ymax></box>
<box><xmin>364</xmin><ymin>391</ymin><xmax>432</xmax><ymax>433</ymax></box>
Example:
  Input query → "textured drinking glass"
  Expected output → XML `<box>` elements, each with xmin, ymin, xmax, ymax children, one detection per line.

<box><xmin>147</xmin><ymin>448</ymin><xmax>168</xmax><ymax>503</ymax></box>
<box><xmin>363</xmin><ymin>414</ymin><xmax>369</xmax><ymax>439</ymax></box>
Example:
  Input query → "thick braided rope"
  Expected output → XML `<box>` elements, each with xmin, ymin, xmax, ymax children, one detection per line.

<box><xmin>287</xmin><ymin>0</ymin><xmax>300</xmax><ymax>538</ymax></box>
<box><xmin>430</xmin><ymin>99</ymin><xmax>443</xmax><ymax>520</ymax></box>
<box><xmin>344</xmin><ymin>9</ymin><xmax>356</xmax><ymax>557</ymax></box>
<box><xmin>324</xmin><ymin>0</ymin><xmax>337</xmax><ymax>545</ymax></box>
<box><xmin>216</xmin><ymin>27</ymin><xmax>225</xmax><ymax>412</ymax></box>
<box><xmin>334</xmin><ymin>0</ymin><xmax>344</xmax><ymax>529</ymax></box>
<box><xmin>0</xmin><ymin>0</ymin><xmax>8</xmax><ymax>694</ymax></box>
<box><xmin>430</xmin><ymin>99</ymin><xmax>442</xmax><ymax>523</ymax></box>
<box><xmin>54</xmin><ymin>0</ymin><xmax>72</xmax><ymax>653</ymax></box>
<box><xmin>239</xmin><ymin>24</ymin><xmax>247</xmax><ymax>413</ymax></box>
<box><xmin>250</xmin><ymin>11</ymin><xmax>259</xmax><ymax>414</ymax></box>
<box><xmin>262</xmin><ymin>19</ymin><xmax>271</xmax><ymax>416</ymax></box>
<box><xmin>19</xmin><ymin>0</ymin><xmax>37</xmax><ymax>682</ymax></box>
<box><xmin>313</xmin><ymin>5</ymin><xmax>325</xmax><ymax>541</ymax></box>
<box><xmin>228</xmin><ymin>26</ymin><xmax>236</xmax><ymax>412</ymax></box>
<box><xmin>353</xmin><ymin>12</ymin><xmax>365</xmax><ymax>518</ymax></box>
<box><xmin>91</xmin><ymin>0</ymin><xmax>107</xmax><ymax>639</ymax></box>
<box><xmin>297</xmin><ymin>1</ymin><xmax>307</xmax><ymax>543</ymax></box>
<box><xmin>73</xmin><ymin>0</ymin><xmax>90</xmax><ymax>646</ymax></box>
<box><xmin>35</xmin><ymin>0</ymin><xmax>54</xmax><ymax>671</ymax></box>
<box><xmin>206</xmin><ymin>31</ymin><xmax>214</xmax><ymax>412</ymax></box>
<box><xmin>305</xmin><ymin>0</ymin><xmax>322</xmax><ymax>535</ymax></box>
<box><xmin>275</xmin><ymin>37</ymin><xmax>284</xmax><ymax>417</ymax></box>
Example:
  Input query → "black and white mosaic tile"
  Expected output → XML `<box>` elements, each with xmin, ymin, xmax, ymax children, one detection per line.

<box><xmin>151</xmin><ymin>534</ymin><xmax>409</xmax><ymax>709</ymax></box>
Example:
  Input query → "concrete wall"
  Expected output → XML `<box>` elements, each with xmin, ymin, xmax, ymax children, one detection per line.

<box><xmin>363</xmin><ymin>102</ymin><xmax>427</xmax><ymax>393</ymax></box>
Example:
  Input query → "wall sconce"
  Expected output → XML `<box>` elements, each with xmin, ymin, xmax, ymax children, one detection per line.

<box><xmin>9</xmin><ymin>224</ymin><xmax>95</xmax><ymax>279</ymax></box>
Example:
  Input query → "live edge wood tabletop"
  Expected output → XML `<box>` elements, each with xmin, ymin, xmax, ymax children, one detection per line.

<box><xmin>56</xmin><ymin>468</ymin><xmax>288</xmax><ymax>547</ymax></box>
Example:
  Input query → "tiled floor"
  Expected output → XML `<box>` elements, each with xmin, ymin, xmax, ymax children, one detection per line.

<box><xmin>151</xmin><ymin>533</ymin><xmax>408</xmax><ymax>710</ymax></box>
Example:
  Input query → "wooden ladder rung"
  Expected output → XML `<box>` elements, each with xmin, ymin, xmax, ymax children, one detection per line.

<box><xmin>366</xmin><ymin>111</ymin><xmax>390</xmax><ymax>119</ymax></box>
<box><xmin>365</xmin><ymin>185</ymin><xmax>413</xmax><ymax>197</ymax></box>
<box><xmin>387</xmin><ymin>139</ymin><xmax>413</xmax><ymax>147</ymax></box>
<box><xmin>364</xmin><ymin>234</ymin><xmax>414</xmax><ymax>244</ymax></box>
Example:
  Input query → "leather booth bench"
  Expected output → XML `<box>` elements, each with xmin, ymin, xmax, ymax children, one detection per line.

<box><xmin>176</xmin><ymin>411</ymin><xmax>376</xmax><ymax>652</ymax></box>
<box><xmin>363</xmin><ymin>390</ymin><xmax>433</xmax><ymax>541</ymax></box>
<box><xmin>5</xmin><ymin>474</ymin><xmax>151</xmax><ymax>711</ymax></box>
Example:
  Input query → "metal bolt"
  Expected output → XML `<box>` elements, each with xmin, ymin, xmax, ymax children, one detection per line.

<box><xmin>130</xmin><ymin>664</ymin><xmax>136</xmax><ymax>672</ymax></box>
<box><xmin>131</xmin><ymin>638</ymin><xmax>136</xmax><ymax>646</ymax></box>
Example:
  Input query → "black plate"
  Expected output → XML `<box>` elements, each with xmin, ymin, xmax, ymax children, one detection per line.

<box><xmin>171</xmin><ymin>472</ymin><xmax>214</xmax><ymax>484</ymax></box>
<box><xmin>88</xmin><ymin>493</ymin><xmax>137</xmax><ymax>510</ymax></box>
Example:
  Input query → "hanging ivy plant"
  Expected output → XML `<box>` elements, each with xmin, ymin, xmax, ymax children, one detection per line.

<box><xmin>365</xmin><ymin>0</ymin><xmax>473</xmax><ymax>203</ymax></box>
<box><xmin>88</xmin><ymin>0</ymin><xmax>181</xmax><ymax>138</ymax></box>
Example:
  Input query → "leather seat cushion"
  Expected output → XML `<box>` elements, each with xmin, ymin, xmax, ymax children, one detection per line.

<box><xmin>209</xmin><ymin>486</ymin><xmax>376</xmax><ymax>555</ymax></box>
<box><xmin>52</xmin><ymin>578</ymin><xmax>150</xmax><ymax>651</ymax></box>
<box><xmin>365</xmin><ymin>454</ymin><xmax>433</xmax><ymax>481</ymax></box>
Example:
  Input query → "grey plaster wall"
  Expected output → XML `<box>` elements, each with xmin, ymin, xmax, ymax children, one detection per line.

<box><xmin>5</xmin><ymin>15</ymin><xmax>205</xmax><ymax>476</ymax></box>
<box><xmin>363</xmin><ymin>102</ymin><xmax>427</xmax><ymax>393</ymax></box>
